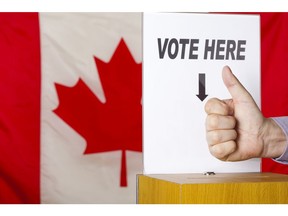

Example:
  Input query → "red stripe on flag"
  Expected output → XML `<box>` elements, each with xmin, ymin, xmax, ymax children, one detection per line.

<box><xmin>0</xmin><ymin>13</ymin><xmax>40</xmax><ymax>203</ymax></box>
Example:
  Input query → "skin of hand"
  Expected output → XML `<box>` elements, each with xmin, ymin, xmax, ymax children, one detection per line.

<box><xmin>205</xmin><ymin>66</ymin><xmax>287</xmax><ymax>161</ymax></box>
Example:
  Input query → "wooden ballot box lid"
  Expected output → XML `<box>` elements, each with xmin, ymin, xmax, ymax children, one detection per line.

<box><xmin>137</xmin><ymin>172</ymin><xmax>288</xmax><ymax>204</ymax></box>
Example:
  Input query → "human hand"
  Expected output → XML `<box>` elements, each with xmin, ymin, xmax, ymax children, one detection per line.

<box><xmin>205</xmin><ymin>66</ymin><xmax>286</xmax><ymax>161</ymax></box>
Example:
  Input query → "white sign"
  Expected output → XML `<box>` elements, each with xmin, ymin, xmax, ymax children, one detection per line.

<box><xmin>143</xmin><ymin>13</ymin><xmax>261</xmax><ymax>174</ymax></box>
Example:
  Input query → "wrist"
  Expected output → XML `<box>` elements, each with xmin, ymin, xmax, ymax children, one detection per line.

<box><xmin>260</xmin><ymin>118</ymin><xmax>287</xmax><ymax>158</ymax></box>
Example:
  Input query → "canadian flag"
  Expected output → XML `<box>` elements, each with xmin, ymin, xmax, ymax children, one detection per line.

<box><xmin>1</xmin><ymin>12</ymin><xmax>288</xmax><ymax>204</ymax></box>
<box><xmin>0</xmin><ymin>12</ymin><xmax>142</xmax><ymax>204</ymax></box>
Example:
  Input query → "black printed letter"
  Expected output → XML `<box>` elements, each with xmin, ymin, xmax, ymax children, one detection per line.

<box><xmin>158</xmin><ymin>38</ymin><xmax>169</xmax><ymax>59</ymax></box>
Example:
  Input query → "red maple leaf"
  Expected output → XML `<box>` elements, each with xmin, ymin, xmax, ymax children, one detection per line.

<box><xmin>53</xmin><ymin>38</ymin><xmax>142</xmax><ymax>187</ymax></box>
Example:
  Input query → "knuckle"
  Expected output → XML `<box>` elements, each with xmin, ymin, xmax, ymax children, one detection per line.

<box><xmin>209</xmin><ymin>141</ymin><xmax>237</xmax><ymax>161</ymax></box>
<box><xmin>204</xmin><ymin>99</ymin><xmax>213</xmax><ymax>114</ymax></box>
<box><xmin>205</xmin><ymin>98</ymin><xmax>230</xmax><ymax>115</ymax></box>
<box><xmin>210</xmin><ymin>145</ymin><xmax>227</xmax><ymax>159</ymax></box>
<box><xmin>205</xmin><ymin>98</ymin><xmax>219</xmax><ymax>114</ymax></box>
<box><xmin>210</xmin><ymin>145</ymin><xmax>223</xmax><ymax>159</ymax></box>
<box><xmin>208</xmin><ymin>131</ymin><xmax>221</xmax><ymax>144</ymax></box>
<box><xmin>207</xmin><ymin>114</ymin><xmax>219</xmax><ymax>130</ymax></box>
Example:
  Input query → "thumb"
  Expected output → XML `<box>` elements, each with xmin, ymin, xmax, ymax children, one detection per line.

<box><xmin>222</xmin><ymin>66</ymin><xmax>252</xmax><ymax>102</ymax></box>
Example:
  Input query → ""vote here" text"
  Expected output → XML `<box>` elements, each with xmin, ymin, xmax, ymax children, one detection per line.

<box><xmin>157</xmin><ymin>38</ymin><xmax>246</xmax><ymax>60</ymax></box>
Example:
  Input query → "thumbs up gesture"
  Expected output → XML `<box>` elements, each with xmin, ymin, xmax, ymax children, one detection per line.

<box><xmin>205</xmin><ymin>66</ymin><xmax>286</xmax><ymax>161</ymax></box>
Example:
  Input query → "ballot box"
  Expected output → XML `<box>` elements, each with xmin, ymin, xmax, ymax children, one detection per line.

<box><xmin>137</xmin><ymin>173</ymin><xmax>288</xmax><ymax>204</ymax></box>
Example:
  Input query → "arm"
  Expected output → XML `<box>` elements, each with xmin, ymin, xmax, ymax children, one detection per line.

<box><xmin>205</xmin><ymin>66</ymin><xmax>288</xmax><ymax>162</ymax></box>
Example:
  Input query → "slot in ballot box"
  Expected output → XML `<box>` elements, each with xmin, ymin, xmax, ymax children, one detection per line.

<box><xmin>137</xmin><ymin>173</ymin><xmax>288</xmax><ymax>204</ymax></box>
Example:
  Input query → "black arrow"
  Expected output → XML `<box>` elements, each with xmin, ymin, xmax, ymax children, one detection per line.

<box><xmin>196</xmin><ymin>73</ymin><xmax>208</xmax><ymax>101</ymax></box>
